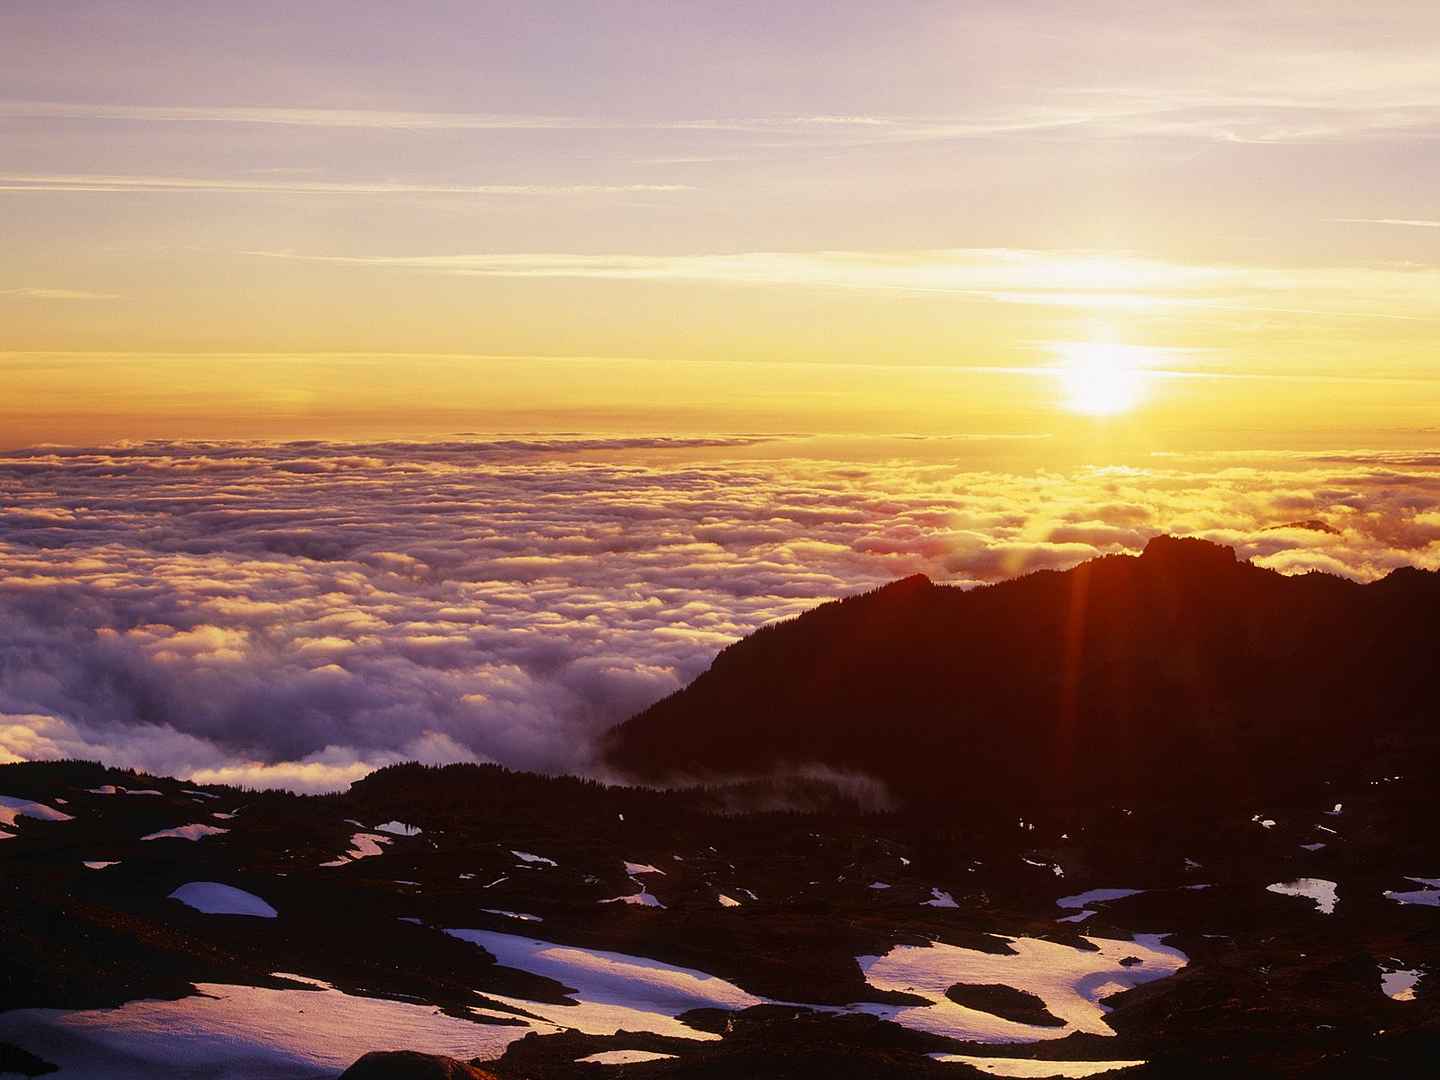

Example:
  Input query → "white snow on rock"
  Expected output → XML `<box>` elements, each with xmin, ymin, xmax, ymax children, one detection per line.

<box><xmin>1056</xmin><ymin>889</ymin><xmax>1143</xmax><ymax>910</ymax></box>
<box><xmin>512</xmin><ymin>850</ymin><xmax>557</xmax><ymax>866</ymax></box>
<box><xmin>444</xmin><ymin>928</ymin><xmax>762</xmax><ymax>1041</ymax></box>
<box><xmin>1378</xmin><ymin>961</ymin><xmax>1421</xmax><ymax>1002</ymax></box>
<box><xmin>717</xmin><ymin>894</ymin><xmax>742</xmax><ymax>908</ymax></box>
<box><xmin>169</xmin><ymin>882</ymin><xmax>278</xmax><ymax>919</ymax></box>
<box><xmin>624</xmin><ymin>861</ymin><xmax>666</xmax><ymax>876</ymax></box>
<box><xmin>601</xmin><ymin>885</ymin><xmax>665</xmax><ymax>909</ymax></box>
<box><xmin>869</xmin><ymin>881</ymin><xmax>892</xmax><ymax>890</ymax></box>
<box><xmin>319</xmin><ymin>832</ymin><xmax>392</xmax><ymax>867</ymax></box>
<box><xmin>854</xmin><ymin>933</ymin><xmax>1188</xmax><ymax>1044</ymax></box>
<box><xmin>1383</xmin><ymin>877</ymin><xmax>1440</xmax><ymax>907</ymax></box>
<box><xmin>87</xmin><ymin>786</ymin><xmax>161</xmax><ymax>796</ymax></box>
<box><xmin>1301</xmin><ymin>842</ymin><xmax>1326</xmax><ymax>852</ymax></box>
<box><xmin>375</xmin><ymin>821</ymin><xmax>422</xmax><ymax>837</ymax></box>
<box><xmin>575</xmin><ymin>1050</ymin><xmax>679</xmax><ymax>1065</ymax></box>
<box><xmin>481</xmin><ymin>909</ymin><xmax>543</xmax><ymax>923</ymax></box>
<box><xmin>142</xmin><ymin>824</ymin><xmax>229</xmax><ymax>842</ymax></box>
<box><xmin>183</xmin><ymin>790</ymin><xmax>220</xmax><ymax>800</ymax></box>
<box><xmin>83</xmin><ymin>861</ymin><xmax>120</xmax><ymax>871</ymax></box>
<box><xmin>928</xmin><ymin>1056</ymin><xmax>1148</xmax><ymax>1076</ymax></box>
<box><xmin>0</xmin><ymin>974</ymin><xmax>524</xmax><ymax>1079</ymax></box>
<box><xmin>923</xmin><ymin>888</ymin><xmax>959</xmax><ymax>909</ymax></box>
<box><xmin>0</xmin><ymin>796</ymin><xmax>75</xmax><ymax>827</ymax></box>
<box><xmin>1266</xmin><ymin>878</ymin><xmax>1338</xmax><ymax>915</ymax></box>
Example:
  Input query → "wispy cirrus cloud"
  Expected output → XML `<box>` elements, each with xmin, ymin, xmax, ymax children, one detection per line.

<box><xmin>4</xmin><ymin>93</ymin><xmax>1438</xmax><ymax>146</ymax></box>
<box><xmin>0</xmin><ymin>173</ymin><xmax>691</xmax><ymax>197</ymax></box>
<box><xmin>1332</xmin><ymin>218</ymin><xmax>1440</xmax><ymax>229</ymax></box>
<box><xmin>0</xmin><ymin>287</ymin><xmax>118</xmax><ymax>300</ymax></box>
<box><xmin>244</xmin><ymin>247</ymin><xmax>1440</xmax><ymax>322</ymax></box>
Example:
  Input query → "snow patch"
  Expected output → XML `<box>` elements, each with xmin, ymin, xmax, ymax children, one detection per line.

<box><xmin>512</xmin><ymin>850</ymin><xmax>557</xmax><ymax>866</ymax></box>
<box><xmin>1383</xmin><ymin>877</ymin><xmax>1440</xmax><ymax>907</ymax></box>
<box><xmin>601</xmin><ymin>885</ymin><xmax>665</xmax><ymax>909</ymax></box>
<box><xmin>481</xmin><ymin>909</ymin><xmax>543</xmax><ymax>923</ymax></box>
<box><xmin>375</xmin><ymin>821</ymin><xmax>422</xmax><ymax>837</ymax></box>
<box><xmin>319</xmin><ymin>832</ymin><xmax>392</xmax><ymax>867</ymax></box>
<box><xmin>1056</xmin><ymin>889</ymin><xmax>1143</xmax><ymax>910</ymax></box>
<box><xmin>169</xmin><ymin>882</ymin><xmax>277</xmax><ymax>918</ymax></box>
<box><xmin>1266</xmin><ymin>878</ymin><xmax>1338</xmax><ymax>915</ymax></box>
<box><xmin>576</xmin><ymin>1050</ymin><xmax>679</xmax><ymax>1065</ymax></box>
<box><xmin>444</xmin><ymin>929</ymin><xmax>761</xmax><ymax>1042</ymax></box>
<box><xmin>928</xmin><ymin>1056</ymin><xmax>1148</xmax><ymax>1077</ymax></box>
<box><xmin>855</xmin><ymin>933</ymin><xmax>1188</xmax><ymax>1044</ymax></box>
<box><xmin>142</xmin><ymin>824</ymin><xmax>229</xmax><ymax>842</ymax></box>
<box><xmin>1379</xmin><ymin>961</ymin><xmax>1421</xmax><ymax>1002</ymax></box>
<box><xmin>923</xmin><ymin>888</ymin><xmax>959</xmax><ymax>909</ymax></box>
<box><xmin>0</xmin><ymin>796</ymin><xmax>75</xmax><ymax>827</ymax></box>
<box><xmin>0</xmin><ymin>975</ymin><xmax>522</xmax><ymax>1079</ymax></box>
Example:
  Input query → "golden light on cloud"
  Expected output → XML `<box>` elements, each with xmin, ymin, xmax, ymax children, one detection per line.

<box><xmin>1052</xmin><ymin>342</ymin><xmax>1158</xmax><ymax>416</ymax></box>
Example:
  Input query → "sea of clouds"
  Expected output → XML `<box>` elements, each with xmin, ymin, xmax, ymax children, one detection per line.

<box><xmin>2</xmin><ymin>436</ymin><xmax>1438</xmax><ymax>791</ymax></box>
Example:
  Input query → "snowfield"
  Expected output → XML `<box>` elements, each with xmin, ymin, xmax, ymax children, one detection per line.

<box><xmin>855</xmin><ymin>934</ymin><xmax>1189</xmax><ymax>1043</ymax></box>
<box><xmin>0</xmin><ymin>976</ymin><xmax>520</xmax><ymax>1079</ymax></box>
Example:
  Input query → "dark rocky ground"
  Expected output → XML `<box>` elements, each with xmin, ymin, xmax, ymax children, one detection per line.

<box><xmin>2</xmin><ymin>757</ymin><xmax>1439</xmax><ymax>1077</ymax></box>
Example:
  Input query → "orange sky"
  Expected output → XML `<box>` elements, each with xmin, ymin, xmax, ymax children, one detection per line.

<box><xmin>2</xmin><ymin>2</ymin><xmax>1438</xmax><ymax>450</ymax></box>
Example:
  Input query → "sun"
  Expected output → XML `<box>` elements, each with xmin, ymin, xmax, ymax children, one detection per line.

<box><xmin>1052</xmin><ymin>342</ymin><xmax>1155</xmax><ymax>416</ymax></box>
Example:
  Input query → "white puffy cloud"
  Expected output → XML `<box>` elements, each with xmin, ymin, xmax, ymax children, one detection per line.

<box><xmin>1</xmin><ymin>438</ymin><xmax>1437</xmax><ymax>790</ymax></box>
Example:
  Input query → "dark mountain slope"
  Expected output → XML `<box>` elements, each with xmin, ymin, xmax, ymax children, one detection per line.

<box><xmin>604</xmin><ymin>536</ymin><xmax>1440</xmax><ymax>809</ymax></box>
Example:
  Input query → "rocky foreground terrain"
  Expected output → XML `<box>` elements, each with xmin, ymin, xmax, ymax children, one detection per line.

<box><xmin>3</xmin><ymin>540</ymin><xmax>1439</xmax><ymax>1077</ymax></box>
<box><xmin>2</xmin><ymin>755</ymin><xmax>1437</xmax><ymax>1078</ymax></box>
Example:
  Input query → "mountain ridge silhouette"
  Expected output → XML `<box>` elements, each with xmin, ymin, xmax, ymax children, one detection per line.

<box><xmin>604</xmin><ymin>536</ymin><xmax>1440</xmax><ymax>809</ymax></box>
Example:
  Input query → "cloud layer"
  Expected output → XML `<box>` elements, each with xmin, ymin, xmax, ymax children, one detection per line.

<box><xmin>2</xmin><ymin>438</ymin><xmax>1438</xmax><ymax>790</ymax></box>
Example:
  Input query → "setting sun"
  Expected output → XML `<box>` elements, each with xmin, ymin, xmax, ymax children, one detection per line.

<box><xmin>1053</xmin><ymin>342</ymin><xmax>1156</xmax><ymax>416</ymax></box>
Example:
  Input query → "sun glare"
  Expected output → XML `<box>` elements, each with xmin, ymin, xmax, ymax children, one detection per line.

<box><xmin>1053</xmin><ymin>342</ymin><xmax>1156</xmax><ymax>416</ymax></box>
